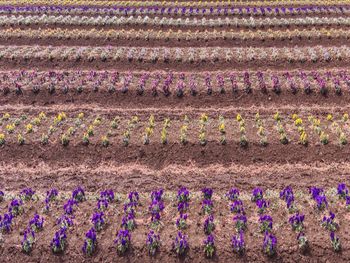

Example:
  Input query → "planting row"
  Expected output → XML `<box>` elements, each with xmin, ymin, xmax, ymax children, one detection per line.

<box><xmin>3</xmin><ymin>15</ymin><xmax>350</xmax><ymax>28</ymax></box>
<box><xmin>1</xmin><ymin>184</ymin><xmax>349</xmax><ymax>257</ymax></box>
<box><xmin>0</xmin><ymin>5</ymin><xmax>348</xmax><ymax>17</ymax></box>
<box><xmin>3</xmin><ymin>27</ymin><xmax>350</xmax><ymax>45</ymax></box>
<box><xmin>1</xmin><ymin>0</ymin><xmax>346</xmax><ymax>8</ymax></box>
<box><xmin>2</xmin><ymin>70</ymin><xmax>350</xmax><ymax>97</ymax></box>
<box><xmin>0</xmin><ymin>45</ymin><xmax>349</xmax><ymax>66</ymax></box>
<box><xmin>0</xmin><ymin>111</ymin><xmax>349</xmax><ymax>147</ymax></box>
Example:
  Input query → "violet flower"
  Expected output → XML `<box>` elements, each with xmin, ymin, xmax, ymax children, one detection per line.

<box><xmin>51</xmin><ymin>227</ymin><xmax>67</xmax><ymax>254</ymax></box>
<box><xmin>203</xmin><ymin>234</ymin><xmax>215</xmax><ymax>258</ymax></box>
<box><xmin>256</xmin><ymin>199</ymin><xmax>269</xmax><ymax>214</ymax></box>
<box><xmin>151</xmin><ymin>189</ymin><xmax>164</xmax><ymax>202</ymax></box>
<box><xmin>226</xmin><ymin>188</ymin><xmax>240</xmax><ymax>201</ymax></box>
<box><xmin>121</xmin><ymin>212</ymin><xmax>136</xmax><ymax>231</ymax></box>
<box><xmin>337</xmin><ymin>183</ymin><xmax>348</xmax><ymax>200</ymax></box>
<box><xmin>100</xmin><ymin>189</ymin><xmax>115</xmax><ymax>202</ymax></box>
<box><xmin>115</xmin><ymin>229</ymin><xmax>131</xmax><ymax>255</ymax></box>
<box><xmin>202</xmin><ymin>199</ymin><xmax>213</xmax><ymax>215</ymax></box>
<box><xmin>92</xmin><ymin>212</ymin><xmax>105</xmax><ymax>232</ymax></box>
<box><xmin>22</xmin><ymin>228</ymin><xmax>35</xmax><ymax>254</ymax></box>
<box><xmin>233</xmin><ymin>214</ymin><xmax>247</xmax><ymax>232</ymax></box>
<box><xmin>20</xmin><ymin>188</ymin><xmax>35</xmax><ymax>201</ymax></box>
<box><xmin>64</xmin><ymin>199</ymin><xmax>77</xmax><ymax>215</ymax></box>
<box><xmin>230</xmin><ymin>200</ymin><xmax>245</xmax><ymax>214</ymax></box>
<box><xmin>176</xmin><ymin>213</ymin><xmax>188</xmax><ymax>230</ymax></box>
<box><xmin>322</xmin><ymin>211</ymin><xmax>338</xmax><ymax>232</ymax></box>
<box><xmin>82</xmin><ymin>227</ymin><xmax>97</xmax><ymax>256</ymax></box>
<box><xmin>232</xmin><ymin>231</ymin><xmax>245</xmax><ymax>254</ymax></box>
<box><xmin>204</xmin><ymin>215</ymin><xmax>215</xmax><ymax>235</ymax></box>
<box><xmin>0</xmin><ymin>213</ymin><xmax>13</xmax><ymax>233</ymax></box>
<box><xmin>72</xmin><ymin>186</ymin><xmax>85</xmax><ymax>203</ymax></box>
<box><xmin>173</xmin><ymin>231</ymin><xmax>188</xmax><ymax>256</ymax></box>
<box><xmin>251</xmin><ymin>188</ymin><xmax>263</xmax><ymax>202</ymax></box>
<box><xmin>29</xmin><ymin>213</ymin><xmax>44</xmax><ymax>232</ymax></box>
<box><xmin>330</xmin><ymin>231</ymin><xmax>341</xmax><ymax>252</ymax></box>
<box><xmin>263</xmin><ymin>232</ymin><xmax>277</xmax><ymax>257</ymax></box>
<box><xmin>289</xmin><ymin>213</ymin><xmax>304</xmax><ymax>232</ymax></box>
<box><xmin>202</xmin><ymin>188</ymin><xmax>213</xmax><ymax>200</ymax></box>
<box><xmin>259</xmin><ymin>215</ymin><xmax>273</xmax><ymax>233</ymax></box>
<box><xmin>9</xmin><ymin>198</ymin><xmax>23</xmax><ymax>217</ymax></box>
<box><xmin>177</xmin><ymin>187</ymin><xmax>190</xmax><ymax>203</ymax></box>
<box><xmin>146</xmin><ymin>230</ymin><xmax>160</xmax><ymax>256</ymax></box>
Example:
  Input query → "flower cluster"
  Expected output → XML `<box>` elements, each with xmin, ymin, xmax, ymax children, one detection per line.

<box><xmin>280</xmin><ymin>186</ymin><xmax>296</xmax><ymax>213</ymax></box>
<box><xmin>322</xmin><ymin>212</ymin><xmax>338</xmax><ymax>232</ymax></box>
<box><xmin>20</xmin><ymin>188</ymin><xmax>35</xmax><ymax>201</ymax></box>
<box><xmin>82</xmin><ymin>227</ymin><xmax>97</xmax><ymax>256</ymax></box>
<box><xmin>309</xmin><ymin>187</ymin><xmax>328</xmax><ymax>210</ymax></box>
<box><xmin>173</xmin><ymin>231</ymin><xmax>188</xmax><ymax>256</ymax></box>
<box><xmin>43</xmin><ymin>188</ymin><xmax>58</xmax><ymax>213</ymax></box>
<box><xmin>115</xmin><ymin>229</ymin><xmax>131</xmax><ymax>255</ymax></box>
<box><xmin>149</xmin><ymin>189</ymin><xmax>164</xmax><ymax>230</ymax></box>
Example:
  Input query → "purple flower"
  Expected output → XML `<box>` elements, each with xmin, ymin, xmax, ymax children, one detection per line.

<box><xmin>203</xmin><ymin>234</ymin><xmax>215</xmax><ymax>258</ymax></box>
<box><xmin>46</xmin><ymin>189</ymin><xmax>58</xmax><ymax>202</ymax></box>
<box><xmin>82</xmin><ymin>227</ymin><xmax>97</xmax><ymax>256</ymax></box>
<box><xmin>226</xmin><ymin>188</ymin><xmax>240</xmax><ymax>201</ymax></box>
<box><xmin>56</xmin><ymin>214</ymin><xmax>73</xmax><ymax>229</ymax></box>
<box><xmin>128</xmin><ymin>191</ymin><xmax>139</xmax><ymax>205</ymax></box>
<box><xmin>176</xmin><ymin>213</ymin><xmax>188</xmax><ymax>230</ymax></box>
<box><xmin>233</xmin><ymin>214</ymin><xmax>247</xmax><ymax>232</ymax></box>
<box><xmin>100</xmin><ymin>189</ymin><xmax>114</xmax><ymax>202</ymax></box>
<box><xmin>9</xmin><ymin>198</ymin><xmax>23</xmax><ymax>217</ymax></box>
<box><xmin>204</xmin><ymin>215</ymin><xmax>215</xmax><ymax>235</ymax></box>
<box><xmin>22</xmin><ymin>228</ymin><xmax>35</xmax><ymax>254</ymax></box>
<box><xmin>259</xmin><ymin>215</ymin><xmax>273</xmax><ymax>233</ymax></box>
<box><xmin>146</xmin><ymin>230</ymin><xmax>160</xmax><ymax>256</ymax></box>
<box><xmin>289</xmin><ymin>213</ymin><xmax>304</xmax><ymax>232</ymax></box>
<box><xmin>256</xmin><ymin>199</ymin><xmax>269</xmax><ymax>214</ymax></box>
<box><xmin>97</xmin><ymin>199</ymin><xmax>109</xmax><ymax>211</ymax></box>
<box><xmin>151</xmin><ymin>189</ymin><xmax>163</xmax><ymax>202</ymax></box>
<box><xmin>251</xmin><ymin>188</ymin><xmax>263</xmax><ymax>202</ymax></box>
<box><xmin>177</xmin><ymin>201</ymin><xmax>189</xmax><ymax>213</ymax></box>
<box><xmin>232</xmin><ymin>231</ymin><xmax>245</xmax><ymax>254</ymax></box>
<box><xmin>322</xmin><ymin>211</ymin><xmax>338</xmax><ymax>232</ymax></box>
<box><xmin>72</xmin><ymin>186</ymin><xmax>85</xmax><ymax>203</ymax></box>
<box><xmin>121</xmin><ymin>212</ymin><xmax>136</xmax><ymax>231</ymax></box>
<box><xmin>337</xmin><ymin>183</ymin><xmax>348</xmax><ymax>199</ymax></box>
<box><xmin>0</xmin><ymin>190</ymin><xmax>4</xmax><ymax>202</ymax></box>
<box><xmin>330</xmin><ymin>231</ymin><xmax>341</xmax><ymax>252</ymax></box>
<box><xmin>177</xmin><ymin>187</ymin><xmax>190</xmax><ymax>203</ymax></box>
<box><xmin>280</xmin><ymin>186</ymin><xmax>294</xmax><ymax>202</ymax></box>
<box><xmin>29</xmin><ymin>213</ymin><xmax>44</xmax><ymax>232</ymax></box>
<box><xmin>263</xmin><ymin>232</ymin><xmax>277</xmax><ymax>256</ymax></box>
<box><xmin>51</xmin><ymin>227</ymin><xmax>67</xmax><ymax>254</ymax></box>
<box><xmin>173</xmin><ymin>231</ymin><xmax>188</xmax><ymax>256</ymax></box>
<box><xmin>230</xmin><ymin>200</ymin><xmax>245</xmax><ymax>214</ymax></box>
<box><xmin>115</xmin><ymin>229</ymin><xmax>131</xmax><ymax>255</ymax></box>
<box><xmin>202</xmin><ymin>188</ymin><xmax>213</xmax><ymax>200</ymax></box>
<box><xmin>0</xmin><ymin>213</ymin><xmax>13</xmax><ymax>233</ymax></box>
<box><xmin>64</xmin><ymin>199</ymin><xmax>77</xmax><ymax>215</ymax></box>
<box><xmin>91</xmin><ymin>212</ymin><xmax>105</xmax><ymax>232</ymax></box>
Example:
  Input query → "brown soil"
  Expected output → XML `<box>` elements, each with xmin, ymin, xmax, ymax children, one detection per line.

<box><xmin>1</xmin><ymin>3</ymin><xmax>350</xmax><ymax>263</ymax></box>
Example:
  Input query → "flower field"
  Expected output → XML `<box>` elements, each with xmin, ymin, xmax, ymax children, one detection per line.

<box><xmin>1</xmin><ymin>0</ymin><xmax>350</xmax><ymax>262</ymax></box>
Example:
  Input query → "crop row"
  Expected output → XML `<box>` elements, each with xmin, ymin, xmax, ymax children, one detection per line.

<box><xmin>0</xmin><ymin>0</ymin><xmax>346</xmax><ymax>8</ymax></box>
<box><xmin>2</xmin><ymin>70</ymin><xmax>350</xmax><ymax>96</ymax></box>
<box><xmin>3</xmin><ymin>27</ymin><xmax>350</xmax><ymax>43</ymax></box>
<box><xmin>0</xmin><ymin>45</ymin><xmax>349</xmax><ymax>64</ymax></box>
<box><xmin>0</xmin><ymin>5</ymin><xmax>347</xmax><ymax>17</ymax></box>
<box><xmin>4</xmin><ymin>15</ymin><xmax>350</xmax><ymax>28</ymax></box>
<box><xmin>0</xmin><ymin>111</ymin><xmax>349</xmax><ymax>147</ymax></box>
<box><xmin>1</xmin><ymin>184</ymin><xmax>348</xmax><ymax>256</ymax></box>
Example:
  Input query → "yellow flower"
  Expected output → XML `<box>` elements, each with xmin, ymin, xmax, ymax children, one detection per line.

<box><xmin>295</xmin><ymin>118</ymin><xmax>303</xmax><ymax>126</ymax></box>
<box><xmin>38</xmin><ymin>112</ymin><xmax>46</xmax><ymax>120</ymax></box>
<box><xmin>0</xmin><ymin>133</ymin><xmax>5</xmax><ymax>145</ymax></box>
<box><xmin>326</xmin><ymin>114</ymin><xmax>333</xmax><ymax>121</ymax></box>
<box><xmin>219</xmin><ymin>123</ymin><xmax>225</xmax><ymax>133</ymax></box>
<box><xmin>236</xmin><ymin>114</ymin><xmax>242</xmax><ymax>122</ymax></box>
<box><xmin>2</xmin><ymin>113</ymin><xmax>10</xmax><ymax>120</ymax></box>
<box><xmin>26</xmin><ymin>123</ymin><xmax>33</xmax><ymax>133</ymax></box>
<box><xmin>273</xmin><ymin>112</ymin><xmax>280</xmax><ymax>121</ymax></box>
<box><xmin>292</xmin><ymin>113</ymin><xmax>298</xmax><ymax>120</ymax></box>
<box><xmin>343</xmin><ymin>113</ymin><xmax>348</xmax><ymax>122</ymax></box>
<box><xmin>78</xmin><ymin>112</ymin><xmax>84</xmax><ymax>119</ymax></box>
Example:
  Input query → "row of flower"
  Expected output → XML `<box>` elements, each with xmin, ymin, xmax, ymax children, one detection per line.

<box><xmin>0</xmin><ymin>5</ymin><xmax>346</xmax><ymax>16</ymax></box>
<box><xmin>4</xmin><ymin>69</ymin><xmax>350</xmax><ymax>94</ymax></box>
<box><xmin>0</xmin><ymin>6</ymin><xmax>347</xmax><ymax>17</ymax></box>
<box><xmin>4</xmin><ymin>15</ymin><xmax>350</xmax><ymax>28</ymax></box>
<box><xmin>2</xmin><ymin>184</ymin><xmax>348</xmax><ymax>256</ymax></box>
<box><xmin>1</xmin><ymin>0</ymin><xmax>345</xmax><ymax>8</ymax></box>
<box><xmin>3</xmin><ymin>27</ymin><xmax>350</xmax><ymax>43</ymax></box>
<box><xmin>1</xmin><ymin>111</ymin><xmax>349</xmax><ymax>147</ymax></box>
<box><xmin>0</xmin><ymin>45</ymin><xmax>349</xmax><ymax>64</ymax></box>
